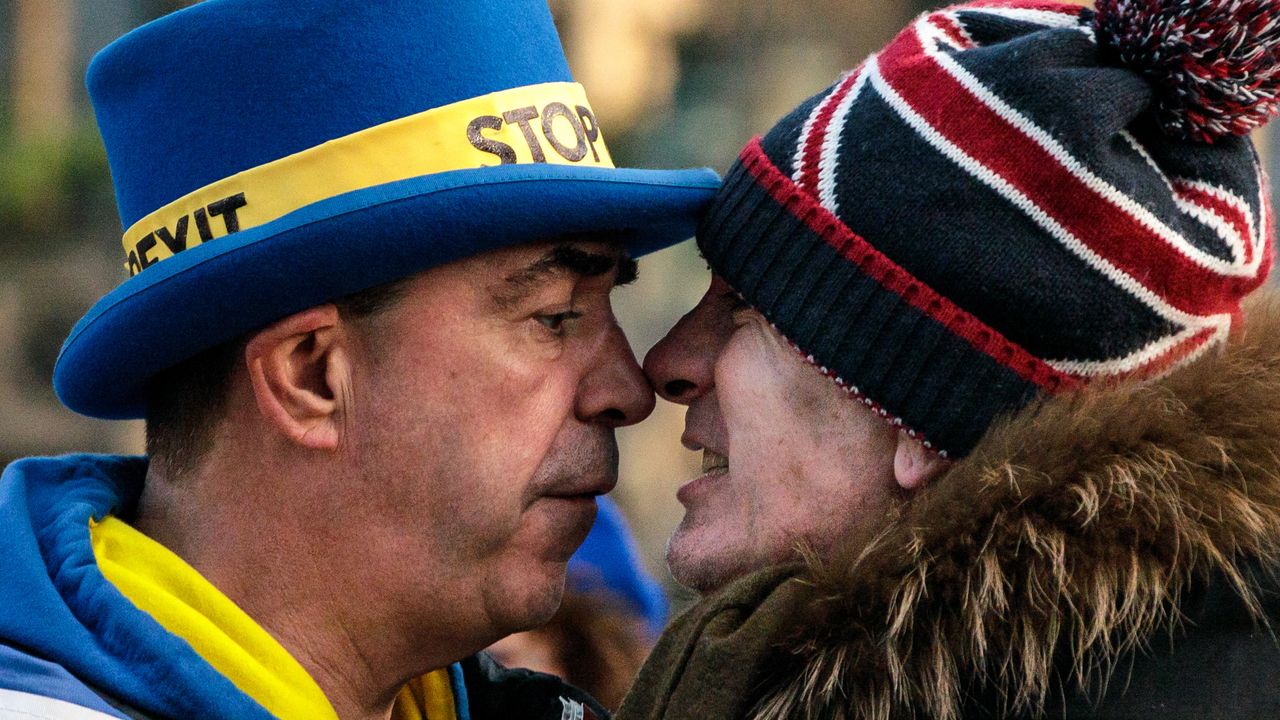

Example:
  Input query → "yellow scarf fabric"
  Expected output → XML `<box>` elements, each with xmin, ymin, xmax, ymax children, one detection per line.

<box><xmin>90</xmin><ymin>517</ymin><xmax>457</xmax><ymax>720</ymax></box>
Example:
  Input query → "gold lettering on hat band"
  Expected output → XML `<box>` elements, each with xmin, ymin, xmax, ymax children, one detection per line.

<box><xmin>121</xmin><ymin>82</ymin><xmax>614</xmax><ymax>276</ymax></box>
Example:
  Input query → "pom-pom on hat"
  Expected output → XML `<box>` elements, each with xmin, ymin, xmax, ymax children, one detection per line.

<box><xmin>698</xmin><ymin>0</ymin><xmax>1278</xmax><ymax>458</ymax></box>
<box><xmin>55</xmin><ymin>0</ymin><xmax>719</xmax><ymax>419</ymax></box>
<box><xmin>1095</xmin><ymin>0</ymin><xmax>1280</xmax><ymax>143</ymax></box>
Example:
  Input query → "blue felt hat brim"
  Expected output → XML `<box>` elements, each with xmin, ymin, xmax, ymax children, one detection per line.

<box><xmin>55</xmin><ymin>163</ymin><xmax>720</xmax><ymax>419</ymax></box>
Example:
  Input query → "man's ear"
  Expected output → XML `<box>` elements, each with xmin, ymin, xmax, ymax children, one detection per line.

<box><xmin>893</xmin><ymin>430</ymin><xmax>948</xmax><ymax>491</ymax></box>
<box><xmin>244</xmin><ymin>305</ymin><xmax>352</xmax><ymax>450</ymax></box>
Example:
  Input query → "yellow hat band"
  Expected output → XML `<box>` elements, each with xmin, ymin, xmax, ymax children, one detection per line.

<box><xmin>121</xmin><ymin>81</ymin><xmax>613</xmax><ymax>276</ymax></box>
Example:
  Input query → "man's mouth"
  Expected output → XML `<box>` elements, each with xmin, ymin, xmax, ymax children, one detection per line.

<box><xmin>701</xmin><ymin>449</ymin><xmax>729</xmax><ymax>475</ymax></box>
<box><xmin>678</xmin><ymin>449</ymin><xmax>729</xmax><ymax>505</ymax></box>
<box><xmin>546</xmin><ymin>475</ymin><xmax>617</xmax><ymax>500</ymax></box>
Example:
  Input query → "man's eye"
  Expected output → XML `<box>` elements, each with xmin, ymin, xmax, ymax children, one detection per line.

<box><xmin>535</xmin><ymin>310</ymin><xmax>582</xmax><ymax>335</ymax></box>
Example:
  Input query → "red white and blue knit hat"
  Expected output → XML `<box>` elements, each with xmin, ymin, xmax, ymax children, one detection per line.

<box><xmin>699</xmin><ymin>0</ymin><xmax>1280</xmax><ymax>458</ymax></box>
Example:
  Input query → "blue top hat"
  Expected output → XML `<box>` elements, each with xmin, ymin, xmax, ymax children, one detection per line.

<box><xmin>54</xmin><ymin>0</ymin><xmax>719</xmax><ymax>419</ymax></box>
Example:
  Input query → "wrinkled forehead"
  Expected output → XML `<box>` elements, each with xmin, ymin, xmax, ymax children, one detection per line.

<box><xmin>479</xmin><ymin>232</ymin><xmax>632</xmax><ymax>269</ymax></box>
<box><xmin>371</xmin><ymin>233</ymin><xmax>638</xmax><ymax>317</ymax></box>
<box><xmin>479</xmin><ymin>235</ymin><xmax>637</xmax><ymax>303</ymax></box>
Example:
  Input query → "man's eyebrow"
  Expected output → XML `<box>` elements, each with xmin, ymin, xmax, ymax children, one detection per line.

<box><xmin>491</xmin><ymin>243</ymin><xmax>638</xmax><ymax>309</ymax></box>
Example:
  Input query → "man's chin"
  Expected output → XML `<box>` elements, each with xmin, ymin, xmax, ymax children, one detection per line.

<box><xmin>665</xmin><ymin>529</ymin><xmax>747</xmax><ymax>594</ymax></box>
<box><xmin>487</xmin><ymin>570</ymin><xmax>566</xmax><ymax>634</ymax></box>
<box><xmin>528</xmin><ymin>495</ymin><xmax>599</xmax><ymax>561</ymax></box>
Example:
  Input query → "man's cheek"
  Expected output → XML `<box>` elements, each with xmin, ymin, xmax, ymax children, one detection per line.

<box><xmin>509</xmin><ymin>380</ymin><xmax>580</xmax><ymax>437</ymax></box>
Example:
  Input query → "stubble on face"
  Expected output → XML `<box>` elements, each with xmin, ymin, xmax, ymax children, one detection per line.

<box><xmin>339</xmin><ymin>239</ymin><xmax>641</xmax><ymax>639</ymax></box>
<box><xmin>517</xmin><ymin>427</ymin><xmax>620</xmax><ymax>561</ymax></box>
<box><xmin>662</xmin><ymin>300</ymin><xmax>901</xmax><ymax>594</ymax></box>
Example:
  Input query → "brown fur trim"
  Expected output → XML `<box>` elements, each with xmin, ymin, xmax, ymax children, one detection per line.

<box><xmin>752</xmin><ymin>293</ymin><xmax>1280</xmax><ymax>720</ymax></box>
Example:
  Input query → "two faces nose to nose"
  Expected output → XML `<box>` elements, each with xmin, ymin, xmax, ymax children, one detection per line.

<box><xmin>590</xmin><ymin>300</ymin><xmax>725</xmax><ymax>424</ymax></box>
<box><xmin>643</xmin><ymin>318</ymin><xmax>716</xmax><ymax>406</ymax></box>
<box><xmin>580</xmin><ymin>326</ymin><xmax>656</xmax><ymax>427</ymax></box>
<box><xmin>586</xmin><ymin>324</ymin><xmax>711</xmax><ymax>425</ymax></box>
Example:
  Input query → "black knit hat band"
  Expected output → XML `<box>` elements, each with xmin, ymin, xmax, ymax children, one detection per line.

<box><xmin>699</xmin><ymin>142</ymin><xmax>1059</xmax><ymax>457</ymax></box>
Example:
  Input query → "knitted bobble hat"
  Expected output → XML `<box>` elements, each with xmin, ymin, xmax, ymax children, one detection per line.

<box><xmin>698</xmin><ymin>0</ymin><xmax>1280</xmax><ymax>458</ymax></box>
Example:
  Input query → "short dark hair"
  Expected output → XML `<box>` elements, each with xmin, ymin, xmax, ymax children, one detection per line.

<box><xmin>145</xmin><ymin>277</ymin><xmax>413</xmax><ymax>480</ymax></box>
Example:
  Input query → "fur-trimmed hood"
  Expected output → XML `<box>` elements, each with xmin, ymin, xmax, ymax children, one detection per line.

<box><xmin>750</xmin><ymin>294</ymin><xmax>1280</xmax><ymax>720</ymax></box>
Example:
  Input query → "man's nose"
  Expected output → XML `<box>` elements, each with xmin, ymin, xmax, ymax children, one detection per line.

<box><xmin>577</xmin><ymin>322</ymin><xmax>656</xmax><ymax>428</ymax></box>
<box><xmin>643</xmin><ymin>293</ymin><xmax>724</xmax><ymax>406</ymax></box>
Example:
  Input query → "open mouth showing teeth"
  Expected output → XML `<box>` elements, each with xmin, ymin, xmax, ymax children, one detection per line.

<box><xmin>701</xmin><ymin>449</ymin><xmax>729</xmax><ymax>474</ymax></box>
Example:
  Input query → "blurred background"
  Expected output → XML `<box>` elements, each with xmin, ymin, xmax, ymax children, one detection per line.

<box><xmin>0</xmin><ymin>0</ymin><xmax>1273</xmax><ymax>609</ymax></box>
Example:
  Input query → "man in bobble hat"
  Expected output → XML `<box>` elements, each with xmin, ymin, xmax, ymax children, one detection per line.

<box><xmin>0</xmin><ymin>1</ymin><xmax>717</xmax><ymax>719</ymax></box>
<box><xmin>624</xmin><ymin>0</ymin><xmax>1280</xmax><ymax>717</ymax></box>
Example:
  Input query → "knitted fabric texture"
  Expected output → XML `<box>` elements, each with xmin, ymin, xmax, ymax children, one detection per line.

<box><xmin>698</xmin><ymin>0</ymin><xmax>1277</xmax><ymax>457</ymax></box>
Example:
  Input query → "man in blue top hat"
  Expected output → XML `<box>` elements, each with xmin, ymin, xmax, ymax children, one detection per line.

<box><xmin>0</xmin><ymin>1</ymin><xmax>716</xmax><ymax>719</ymax></box>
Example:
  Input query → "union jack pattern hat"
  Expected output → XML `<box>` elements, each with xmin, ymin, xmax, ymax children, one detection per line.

<box><xmin>698</xmin><ymin>0</ymin><xmax>1280</xmax><ymax>457</ymax></box>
